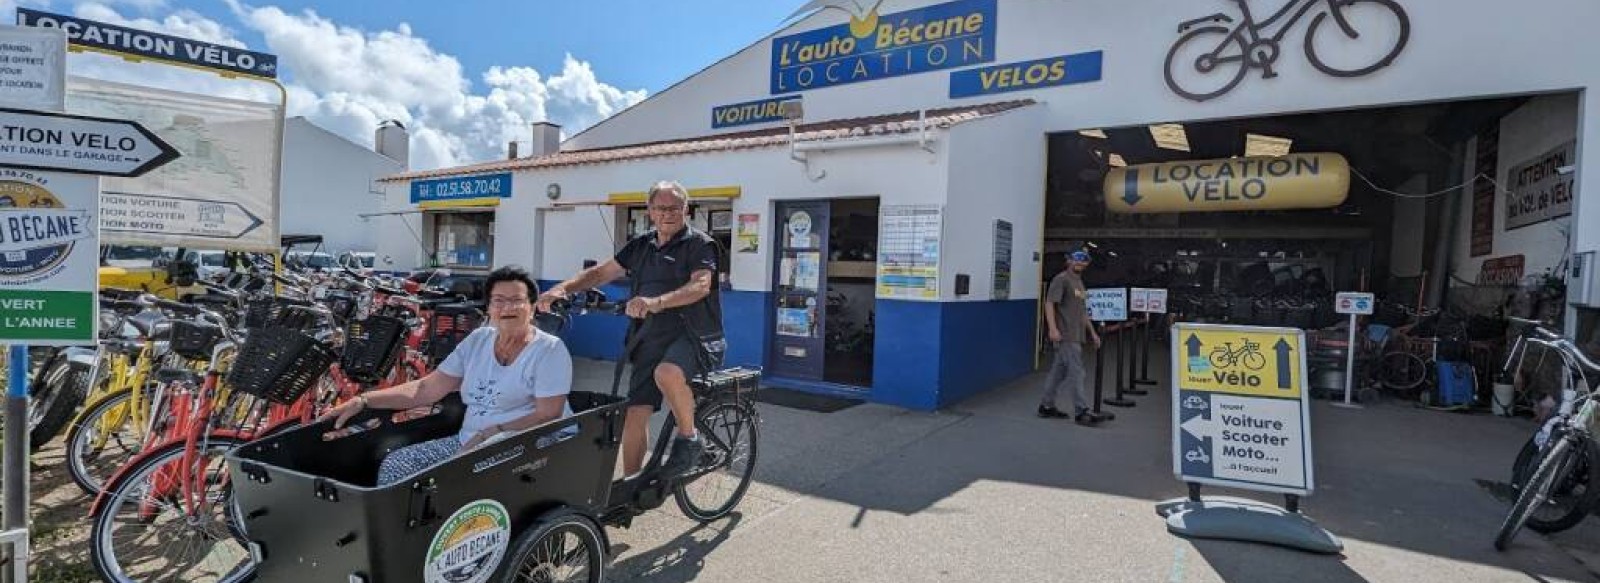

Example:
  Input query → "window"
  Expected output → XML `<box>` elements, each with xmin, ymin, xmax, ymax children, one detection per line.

<box><xmin>432</xmin><ymin>212</ymin><xmax>494</xmax><ymax>268</ymax></box>
<box><xmin>613</xmin><ymin>202</ymin><xmax>733</xmax><ymax>279</ymax></box>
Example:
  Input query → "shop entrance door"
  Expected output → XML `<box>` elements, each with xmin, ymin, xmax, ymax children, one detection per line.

<box><xmin>769</xmin><ymin>201</ymin><xmax>830</xmax><ymax>380</ymax></box>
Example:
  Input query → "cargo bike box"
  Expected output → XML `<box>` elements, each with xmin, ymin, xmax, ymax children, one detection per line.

<box><xmin>226</xmin><ymin>389</ymin><xmax>629</xmax><ymax>583</ymax></box>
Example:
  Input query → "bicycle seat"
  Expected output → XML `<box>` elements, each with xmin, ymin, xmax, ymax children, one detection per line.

<box><xmin>127</xmin><ymin>313</ymin><xmax>171</xmax><ymax>339</ymax></box>
<box><xmin>154</xmin><ymin>368</ymin><xmax>202</xmax><ymax>387</ymax></box>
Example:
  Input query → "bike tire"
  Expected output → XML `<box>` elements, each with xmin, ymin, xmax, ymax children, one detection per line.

<box><xmin>27</xmin><ymin>354</ymin><xmax>92</xmax><ymax>451</ymax></box>
<box><xmin>673</xmin><ymin>400</ymin><xmax>759</xmax><ymax>523</ymax></box>
<box><xmin>64</xmin><ymin>388</ymin><xmax>149</xmax><ymax>496</ymax></box>
<box><xmin>1378</xmin><ymin>351</ymin><xmax>1426</xmax><ymax>391</ymax></box>
<box><xmin>494</xmin><ymin>508</ymin><xmax>607</xmax><ymax>583</ymax></box>
<box><xmin>1305</xmin><ymin>0</ymin><xmax>1410</xmax><ymax>77</ymax></box>
<box><xmin>90</xmin><ymin>436</ymin><xmax>255</xmax><ymax>583</ymax></box>
<box><xmin>1208</xmin><ymin>349</ymin><xmax>1232</xmax><ymax>370</ymax></box>
<box><xmin>1164</xmin><ymin>25</ymin><xmax>1249</xmax><ymax>102</ymax></box>
<box><xmin>1495</xmin><ymin>436</ymin><xmax>1574</xmax><ymax>551</ymax></box>
<box><xmin>1242</xmin><ymin>351</ymin><xmax>1267</xmax><ymax>371</ymax></box>
<box><xmin>1511</xmin><ymin>431</ymin><xmax>1600</xmax><ymax>534</ymax></box>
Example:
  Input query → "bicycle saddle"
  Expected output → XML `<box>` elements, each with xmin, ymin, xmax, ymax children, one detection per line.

<box><xmin>126</xmin><ymin>312</ymin><xmax>171</xmax><ymax>340</ymax></box>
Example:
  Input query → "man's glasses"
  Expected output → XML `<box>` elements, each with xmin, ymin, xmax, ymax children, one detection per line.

<box><xmin>649</xmin><ymin>204</ymin><xmax>685</xmax><ymax>213</ymax></box>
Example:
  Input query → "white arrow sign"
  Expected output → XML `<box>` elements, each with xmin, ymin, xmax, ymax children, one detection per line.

<box><xmin>100</xmin><ymin>191</ymin><xmax>262</xmax><ymax>240</ymax></box>
<box><xmin>0</xmin><ymin>107</ymin><xmax>179</xmax><ymax>177</ymax></box>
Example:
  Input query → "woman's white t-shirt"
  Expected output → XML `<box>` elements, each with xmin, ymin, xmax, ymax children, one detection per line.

<box><xmin>437</xmin><ymin>327</ymin><xmax>575</xmax><ymax>445</ymax></box>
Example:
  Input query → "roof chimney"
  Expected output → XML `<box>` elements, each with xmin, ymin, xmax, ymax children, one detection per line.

<box><xmin>530</xmin><ymin>122</ymin><xmax>562</xmax><ymax>157</ymax></box>
<box><xmin>375</xmin><ymin>120</ymin><xmax>410</xmax><ymax>169</ymax></box>
<box><xmin>507</xmin><ymin>140</ymin><xmax>519</xmax><ymax>160</ymax></box>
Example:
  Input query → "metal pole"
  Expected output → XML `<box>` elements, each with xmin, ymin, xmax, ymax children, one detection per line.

<box><xmin>1334</xmin><ymin>312</ymin><xmax>1363</xmax><ymax>409</ymax></box>
<box><xmin>2</xmin><ymin>344</ymin><xmax>29</xmax><ymax>583</ymax></box>
<box><xmin>1106</xmin><ymin>323</ymin><xmax>1136</xmax><ymax>408</ymax></box>
<box><xmin>1092</xmin><ymin>323</ymin><xmax>1113</xmax><ymax>419</ymax></box>
<box><xmin>1137</xmin><ymin>313</ymin><xmax>1158</xmax><ymax>385</ymax></box>
<box><xmin>1126</xmin><ymin>318</ymin><xmax>1149</xmax><ymax>395</ymax></box>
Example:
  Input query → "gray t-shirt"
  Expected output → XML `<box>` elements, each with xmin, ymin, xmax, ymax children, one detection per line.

<box><xmin>1046</xmin><ymin>270</ymin><xmax>1089</xmax><ymax>343</ymax></box>
<box><xmin>437</xmin><ymin>327</ymin><xmax>574</xmax><ymax>445</ymax></box>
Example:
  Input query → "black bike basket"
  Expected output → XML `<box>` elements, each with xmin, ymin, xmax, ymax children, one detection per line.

<box><xmin>425</xmin><ymin>303</ymin><xmax>483</xmax><ymax>366</ymax></box>
<box><xmin>225</xmin><ymin>326</ymin><xmax>336</xmax><ymax>405</ymax></box>
<box><xmin>168</xmin><ymin>319</ymin><xmax>225</xmax><ymax>361</ymax></box>
<box><xmin>244</xmin><ymin>296</ymin><xmax>317</xmax><ymax>330</ymax></box>
<box><xmin>341</xmin><ymin>315</ymin><xmax>408</xmax><ymax>384</ymax></box>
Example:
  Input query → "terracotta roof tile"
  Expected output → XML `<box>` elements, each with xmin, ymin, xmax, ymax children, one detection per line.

<box><xmin>378</xmin><ymin>99</ymin><xmax>1037</xmax><ymax>182</ymax></box>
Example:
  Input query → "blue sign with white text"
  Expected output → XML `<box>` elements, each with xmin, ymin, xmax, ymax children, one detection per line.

<box><xmin>712</xmin><ymin>96</ymin><xmax>800</xmax><ymax>129</ymax></box>
<box><xmin>411</xmin><ymin>173</ymin><xmax>513</xmax><ymax>204</ymax></box>
<box><xmin>769</xmin><ymin>0</ymin><xmax>997</xmax><ymax>95</ymax></box>
<box><xmin>949</xmin><ymin>51</ymin><xmax>1103</xmax><ymax>98</ymax></box>
<box><xmin>18</xmin><ymin>8</ymin><xmax>279</xmax><ymax>79</ymax></box>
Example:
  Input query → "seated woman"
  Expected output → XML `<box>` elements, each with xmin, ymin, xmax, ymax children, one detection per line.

<box><xmin>318</xmin><ymin>265</ymin><xmax>575</xmax><ymax>485</ymax></box>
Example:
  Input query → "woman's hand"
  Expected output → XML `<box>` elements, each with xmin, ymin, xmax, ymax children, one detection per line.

<box><xmin>315</xmin><ymin>395</ymin><xmax>368</xmax><ymax>429</ymax></box>
<box><xmin>461</xmin><ymin>423</ymin><xmax>505</xmax><ymax>450</ymax></box>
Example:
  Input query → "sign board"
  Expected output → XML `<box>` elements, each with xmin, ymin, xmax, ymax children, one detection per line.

<box><xmin>991</xmin><ymin>219</ymin><xmax>1011</xmax><ymax>300</ymax></box>
<box><xmin>1103</xmin><ymin>153</ymin><xmax>1350</xmax><ymax>214</ymax></box>
<box><xmin>712</xmin><ymin>96</ymin><xmax>799</xmax><ymax>129</ymax></box>
<box><xmin>1172</xmin><ymin>323</ymin><xmax>1312</xmax><ymax>496</ymax></box>
<box><xmin>876</xmin><ymin>204</ymin><xmax>941</xmax><ymax>300</ymax></box>
<box><xmin>770</xmin><ymin>0</ymin><xmax>997</xmax><ymax>95</ymax></box>
<box><xmin>1504</xmin><ymin>139</ymin><xmax>1574</xmax><ymax>230</ymax></box>
<box><xmin>1087</xmin><ymin>287</ymin><xmax>1127</xmax><ymax>322</ymax></box>
<box><xmin>100</xmin><ymin>191</ymin><xmax>261</xmax><ymax>241</ymax></box>
<box><xmin>0</xmin><ymin>169</ymin><xmax>99</xmax><ymax>344</ymax></box>
<box><xmin>1478</xmin><ymin>254</ymin><xmax>1526</xmax><ymax>286</ymax></box>
<box><xmin>17</xmin><ymin>8</ymin><xmax>278</xmax><ymax>79</ymax></box>
<box><xmin>67</xmin><ymin>76</ymin><xmax>282</xmax><ymax>252</ymax></box>
<box><xmin>949</xmin><ymin>50</ymin><xmax>1103</xmax><ymax>98</ymax></box>
<box><xmin>1469</xmin><ymin>124</ymin><xmax>1499</xmax><ymax>257</ymax></box>
<box><xmin>1130</xmin><ymin>287</ymin><xmax>1168</xmax><ymax>313</ymax></box>
<box><xmin>0</xmin><ymin>25</ymin><xmax>66</xmax><ymax>112</ymax></box>
<box><xmin>1334</xmin><ymin>292</ymin><xmax>1375</xmax><ymax>316</ymax></box>
<box><xmin>411</xmin><ymin>172</ymin><xmax>512</xmax><ymax>205</ymax></box>
<box><xmin>0</xmin><ymin>107</ymin><xmax>178</xmax><ymax>177</ymax></box>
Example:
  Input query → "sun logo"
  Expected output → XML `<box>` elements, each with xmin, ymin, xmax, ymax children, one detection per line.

<box><xmin>787</xmin><ymin>0</ymin><xmax>885</xmax><ymax>39</ymax></box>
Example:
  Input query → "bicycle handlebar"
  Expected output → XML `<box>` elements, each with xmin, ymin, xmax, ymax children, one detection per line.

<box><xmin>1507</xmin><ymin>316</ymin><xmax>1562</xmax><ymax>341</ymax></box>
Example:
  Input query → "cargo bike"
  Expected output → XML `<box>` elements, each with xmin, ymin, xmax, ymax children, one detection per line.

<box><xmin>225</xmin><ymin>290</ymin><xmax>761</xmax><ymax>582</ymax></box>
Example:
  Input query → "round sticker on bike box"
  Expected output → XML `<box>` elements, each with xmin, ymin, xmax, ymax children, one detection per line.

<box><xmin>425</xmin><ymin>499</ymin><xmax>511</xmax><ymax>583</ymax></box>
<box><xmin>0</xmin><ymin>174</ymin><xmax>90</xmax><ymax>285</ymax></box>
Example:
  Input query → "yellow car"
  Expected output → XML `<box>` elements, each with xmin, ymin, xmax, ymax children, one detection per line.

<box><xmin>98</xmin><ymin>245</ymin><xmax>206</xmax><ymax>299</ymax></box>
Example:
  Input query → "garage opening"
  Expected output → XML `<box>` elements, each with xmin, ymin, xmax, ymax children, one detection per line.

<box><xmin>1043</xmin><ymin>92</ymin><xmax>1579</xmax><ymax>411</ymax></box>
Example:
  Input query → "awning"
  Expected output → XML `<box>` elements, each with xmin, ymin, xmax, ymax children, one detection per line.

<box><xmin>606</xmin><ymin>186</ymin><xmax>741</xmax><ymax>204</ymax></box>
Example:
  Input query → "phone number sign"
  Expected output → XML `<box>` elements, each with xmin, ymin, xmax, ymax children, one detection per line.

<box><xmin>1171</xmin><ymin>322</ymin><xmax>1313</xmax><ymax>496</ymax></box>
<box><xmin>410</xmin><ymin>172</ymin><xmax>512</xmax><ymax>204</ymax></box>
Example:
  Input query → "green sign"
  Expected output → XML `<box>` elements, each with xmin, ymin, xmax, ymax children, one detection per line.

<box><xmin>0</xmin><ymin>289</ymin><xmax>92</xmax><ymax>341</ymax></box>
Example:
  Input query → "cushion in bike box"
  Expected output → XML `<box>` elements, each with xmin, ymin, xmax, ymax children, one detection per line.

<box><xmin>1435</xmin><ymin>360</ymin><xmax>1476</xmax><ymax>407</ymax></box>
<box><xmin>225</xmin><ymin>391</ymin><xmax>626</xmax><ymax>583</ymax></box>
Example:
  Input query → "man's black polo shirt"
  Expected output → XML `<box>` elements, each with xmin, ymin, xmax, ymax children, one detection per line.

<box><xmin>613</xmin><ymin>226</ymin><xmax>723</xmax><ymax>340</ymax></box>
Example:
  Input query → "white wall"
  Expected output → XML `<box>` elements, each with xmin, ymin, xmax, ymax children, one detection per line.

<box><xmin>496</xmin><ymin>132</ymin><xmax>953</xmax><ymax>293</ymax></box>
<box><xmin>942</xmin><ymin>105</ymin><xmax>1046</xmax><ymax>300</ymax></box>
<box><xmin>279</xmin><ymin>117</ymin><xmax>401</xmax><ymax>255</ymax></box>
<box><xmin>1451</xmin><ymin>93</ymin><xmax>1578</xmax><ymax>283</ymax></box>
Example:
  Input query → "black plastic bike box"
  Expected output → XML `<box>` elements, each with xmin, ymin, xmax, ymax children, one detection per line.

<box><xmin>226</xmin><ymin>390</ymin><xmax>627</xmax><ymax>583</ymax></box>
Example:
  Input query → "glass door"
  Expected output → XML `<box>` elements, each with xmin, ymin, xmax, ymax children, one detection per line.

<box><xmin>769</xmin><ymin>201</ymin><xmax>830</xmax><ymax>380</ymax></box>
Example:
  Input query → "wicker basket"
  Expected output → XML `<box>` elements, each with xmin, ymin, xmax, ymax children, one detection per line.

<box><xmin>244</xmin><ymin>296</ymin><xmax>318</xmax><ymax>330</ymax></box>
<box><xmin>225</xmin><ymin>326</ymin><xmax>336</xmax><ymax>405</ymax></box>
<box><xmin>169</xmin><ymin>319</ymin><xmax>225</xmax><ymax>361</ymax></box>
<box><xmin>425</xmin><ymin>304</ymin><xmax>483</xmax><ymax>366</ymax></box>
<box><xmin>340</xmin><ymin>315</ymin><xmax>408</xmax><ymax>384</ymax></box>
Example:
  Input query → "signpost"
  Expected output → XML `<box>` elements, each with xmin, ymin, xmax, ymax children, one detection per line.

<box><xmin>100</xmin><ymin>191</ymin><xmax>264</xmax><ymax>241</ymax></box>
<box><xmin>1130</xmin><ymin>287</ymin><xmax>1169</xmax><ymax>386</ymax></box>
<box><xmin>0</xmin><ymin>107</ymin><xmax>178</xmax><ymax>177</ymax></box>
<box><xmin>1158</xmin><ymin>322</ymin><xmax>1341</xmax><ymax>554</ymax></box>
<box><xmin>1332</xmin><ymin>292</ymin><xmax>1375</xmax><ymax>408</ymax></box>
<box><xmin>1089</xmin><ymin>287</ymin><xmax>1136</xmax><ymax>408</ymax></box>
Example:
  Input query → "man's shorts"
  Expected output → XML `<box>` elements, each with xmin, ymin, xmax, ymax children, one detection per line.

<box><xmin>628</xmin><ymin>333</ymin><xmax>725</xmax><ymax>411</ymax></box>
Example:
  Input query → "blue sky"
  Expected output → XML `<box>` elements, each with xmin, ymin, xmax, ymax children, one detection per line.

<box><xmin>11</xmin><ymin>0</ymin><xmax>811</xmax><ymax>170</ymax></box>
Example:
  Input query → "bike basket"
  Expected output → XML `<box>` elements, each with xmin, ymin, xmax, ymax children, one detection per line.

<box><xmin>244</xmin><ymin>296</ymin><xmax>317</xmax><ymax>330</ymax></box>
<box><xmin>425</xmin><ymin>304</ymin><xmax>483</xmax><ymax>365</ymax></box>
<box><xmin>323</xmin><ymin>290</ymin><xmax>359</xmax><ymax>323</ymax></box>
<box><xmin>340</xmin><ymin>315</ymin><xmax>408</xmax><ymax>384</ymax></box>
<box><xmin>225</xmin><ymin>326</ymin><xmax>336</xmax><ymax>405</ymax></box>
<box><xmin>169</xmin><ymin>319</ymin><xmax>225</xmax><ymax>361</ymax></box>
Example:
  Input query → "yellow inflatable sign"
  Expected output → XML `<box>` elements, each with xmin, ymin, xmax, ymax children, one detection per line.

<box><xmin>1103</xmin><ymin>153</ymin><xmax>1350</xmax><ymax>214</ymax></box>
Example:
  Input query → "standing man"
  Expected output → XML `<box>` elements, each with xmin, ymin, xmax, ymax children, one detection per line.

<box><xmin>1039</xmin><ymin>249</ymin><xmax>1102</xmax><ymax>425</ymax></box>
<box><xmin>538</xmin><ymin>180</ymin><xmax>724</xmax><ymax>479</ymax></box>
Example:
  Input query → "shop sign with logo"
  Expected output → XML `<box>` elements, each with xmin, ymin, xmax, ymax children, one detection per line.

<box><xmin>712</xmin><ymin>96</ymin><xmax>799</xmax><ymax>129</ymax></box>
<box><xmin>1163</xmin><ymin>0</ymin><xmax>1410</xmax><ymax>102</ymax></box>
<box><xmin>1334</xmin><ymin>292</ymin><xmax>1374</xmax><ymax>315</ymax></box>
<box><xmin>1504</xmin><ymin>140</ymin><xmax>1574</xmax><ymax>230</ymax></box>
<box><xmin>1131</xmin><ymin>288</ymin><xmax>1169</xmax><ymax>314</ymax></box>
<box><xmin>0</xmin><ymin>169</ymin><xmax>98</xmax><ymax>344</ymax></box>
<box><xmin>412</xmin><ymin>172</ymin><xmax>512</xmax><ymax>206</ymax></box>
<box><xmin>1478</xmin><ymin>254</ymin><xmax>1525</xmax><ymax>287</ymax></box>
<box><xmin>1104</xmin><ymin>153</ymin><xmax>1349</xmax><ymax>214</ymax></box>
<box><xmin>18</xmin><ymin>8</ymin><xmax>278</xmax><ymax>79</ymax></box>
<box><xmin>424</xmin><ymin>499</ymin><xmax>511</xmax><ymax>583</ymax></box>
<box><xmin>1087</xmin><ymin>288</ymin><xmax>1128</xmax><ymax>322</ymax></box>
<box><xmin>770</xmin><ymin>0</ymin><xmax>996</xmax><ymax>95</ymax></box>
<box><xmin>948</xmin><ymin>50</ymin><xmax>1103</xmax><ymax>99</ymax></box>
<box><xmin>1173</xmin><ymin>323</ymin><xmax>1312</xmax><ymax>495</ymax></box>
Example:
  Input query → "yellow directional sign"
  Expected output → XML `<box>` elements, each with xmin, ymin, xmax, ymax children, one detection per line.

<box><xmin>1174</xmin><ymin>324</ymin><xmax>1305</xmax><ymax>399</ymax></box>
<box><xmin>1103</xmin><ymin>153</ymin><xmax>1350</xmax><ymax>214</ymax></box>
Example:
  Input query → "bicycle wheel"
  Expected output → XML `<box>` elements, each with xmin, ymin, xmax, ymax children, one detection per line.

<box><xmin>90</xmin><ymin>436</ymin><xmax>254</xmax><ymax>583</ymax></box>
<box><xmin>495</xmin><ymin>509</ymin><xmax>606</xmax><ymax>583</ymax></box>
<box><xmin>1208</xmin><ymin>348</ymin><xmax>1233</xmax><ymax>370</ymax></box>
<box><xmin>1305</xmin><ymin>0</ymin><xmax>1410</xmax><ymax>77</ymax></box>
<box><xmin>27</xmin><ymin>354</ymin><xmax>92</xmax><ymax>450</ymax></box>
<box><xmin>1378</xmin><ymin>351</ymin><xmax>1427</xmax><ymax>391</ymax></box>
<box><xmin>65</xmin><ymin>389</ymin><xmax>151</xmax><ymax>496</ymax></box>
<box><xmin>1164</xmin><ymin>25</ymin><xmax>1249</xmax><ymax>102</ymax></box>
<box><xmin>673</xmin><ymin>400</ymin><xmax>759</xmax><ymax>522</ymax></box>
<box><xmin>1241</xmin><ymin>350</ymin><xmax>1267</xmax><ymax>371</ymax></box>
<box><xmin>1495</xmin><ymin>435</ymin><xmax>1576</xmax><ymax>550</ymax></box>
<box><xmin>1509</xmin><ymin>430</ymin><xmax>1600</xmax><ymax>534</ymax></box>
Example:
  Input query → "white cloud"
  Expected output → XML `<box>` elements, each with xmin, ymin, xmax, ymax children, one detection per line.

<box><xmin>51</xmin><ymin>1</ymin><xmax>649</xmax><ymax>171</ymax></box>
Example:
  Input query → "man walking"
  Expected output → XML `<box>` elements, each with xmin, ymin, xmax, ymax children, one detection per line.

<box><xmin>1039</xmin><ymin>249</ymin><xmax>1102</xmax><ymax>425</ymax></box>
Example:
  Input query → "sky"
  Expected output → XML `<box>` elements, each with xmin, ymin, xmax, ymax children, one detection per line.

<box><xmin>5</xmin><ymin>0</ymin><xmax>807</xmax><ymax>170</ymax></box>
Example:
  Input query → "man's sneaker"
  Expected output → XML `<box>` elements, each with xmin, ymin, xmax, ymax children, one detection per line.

<box><xmin>1037</xmin><ymin>405</ymin><xmax>1070</xmax><ymax>419</ymax></box>
<box><xmin>659</xmin><ymin>435</ymin><xmax>705</xmax><ymax>479</ymax></box>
